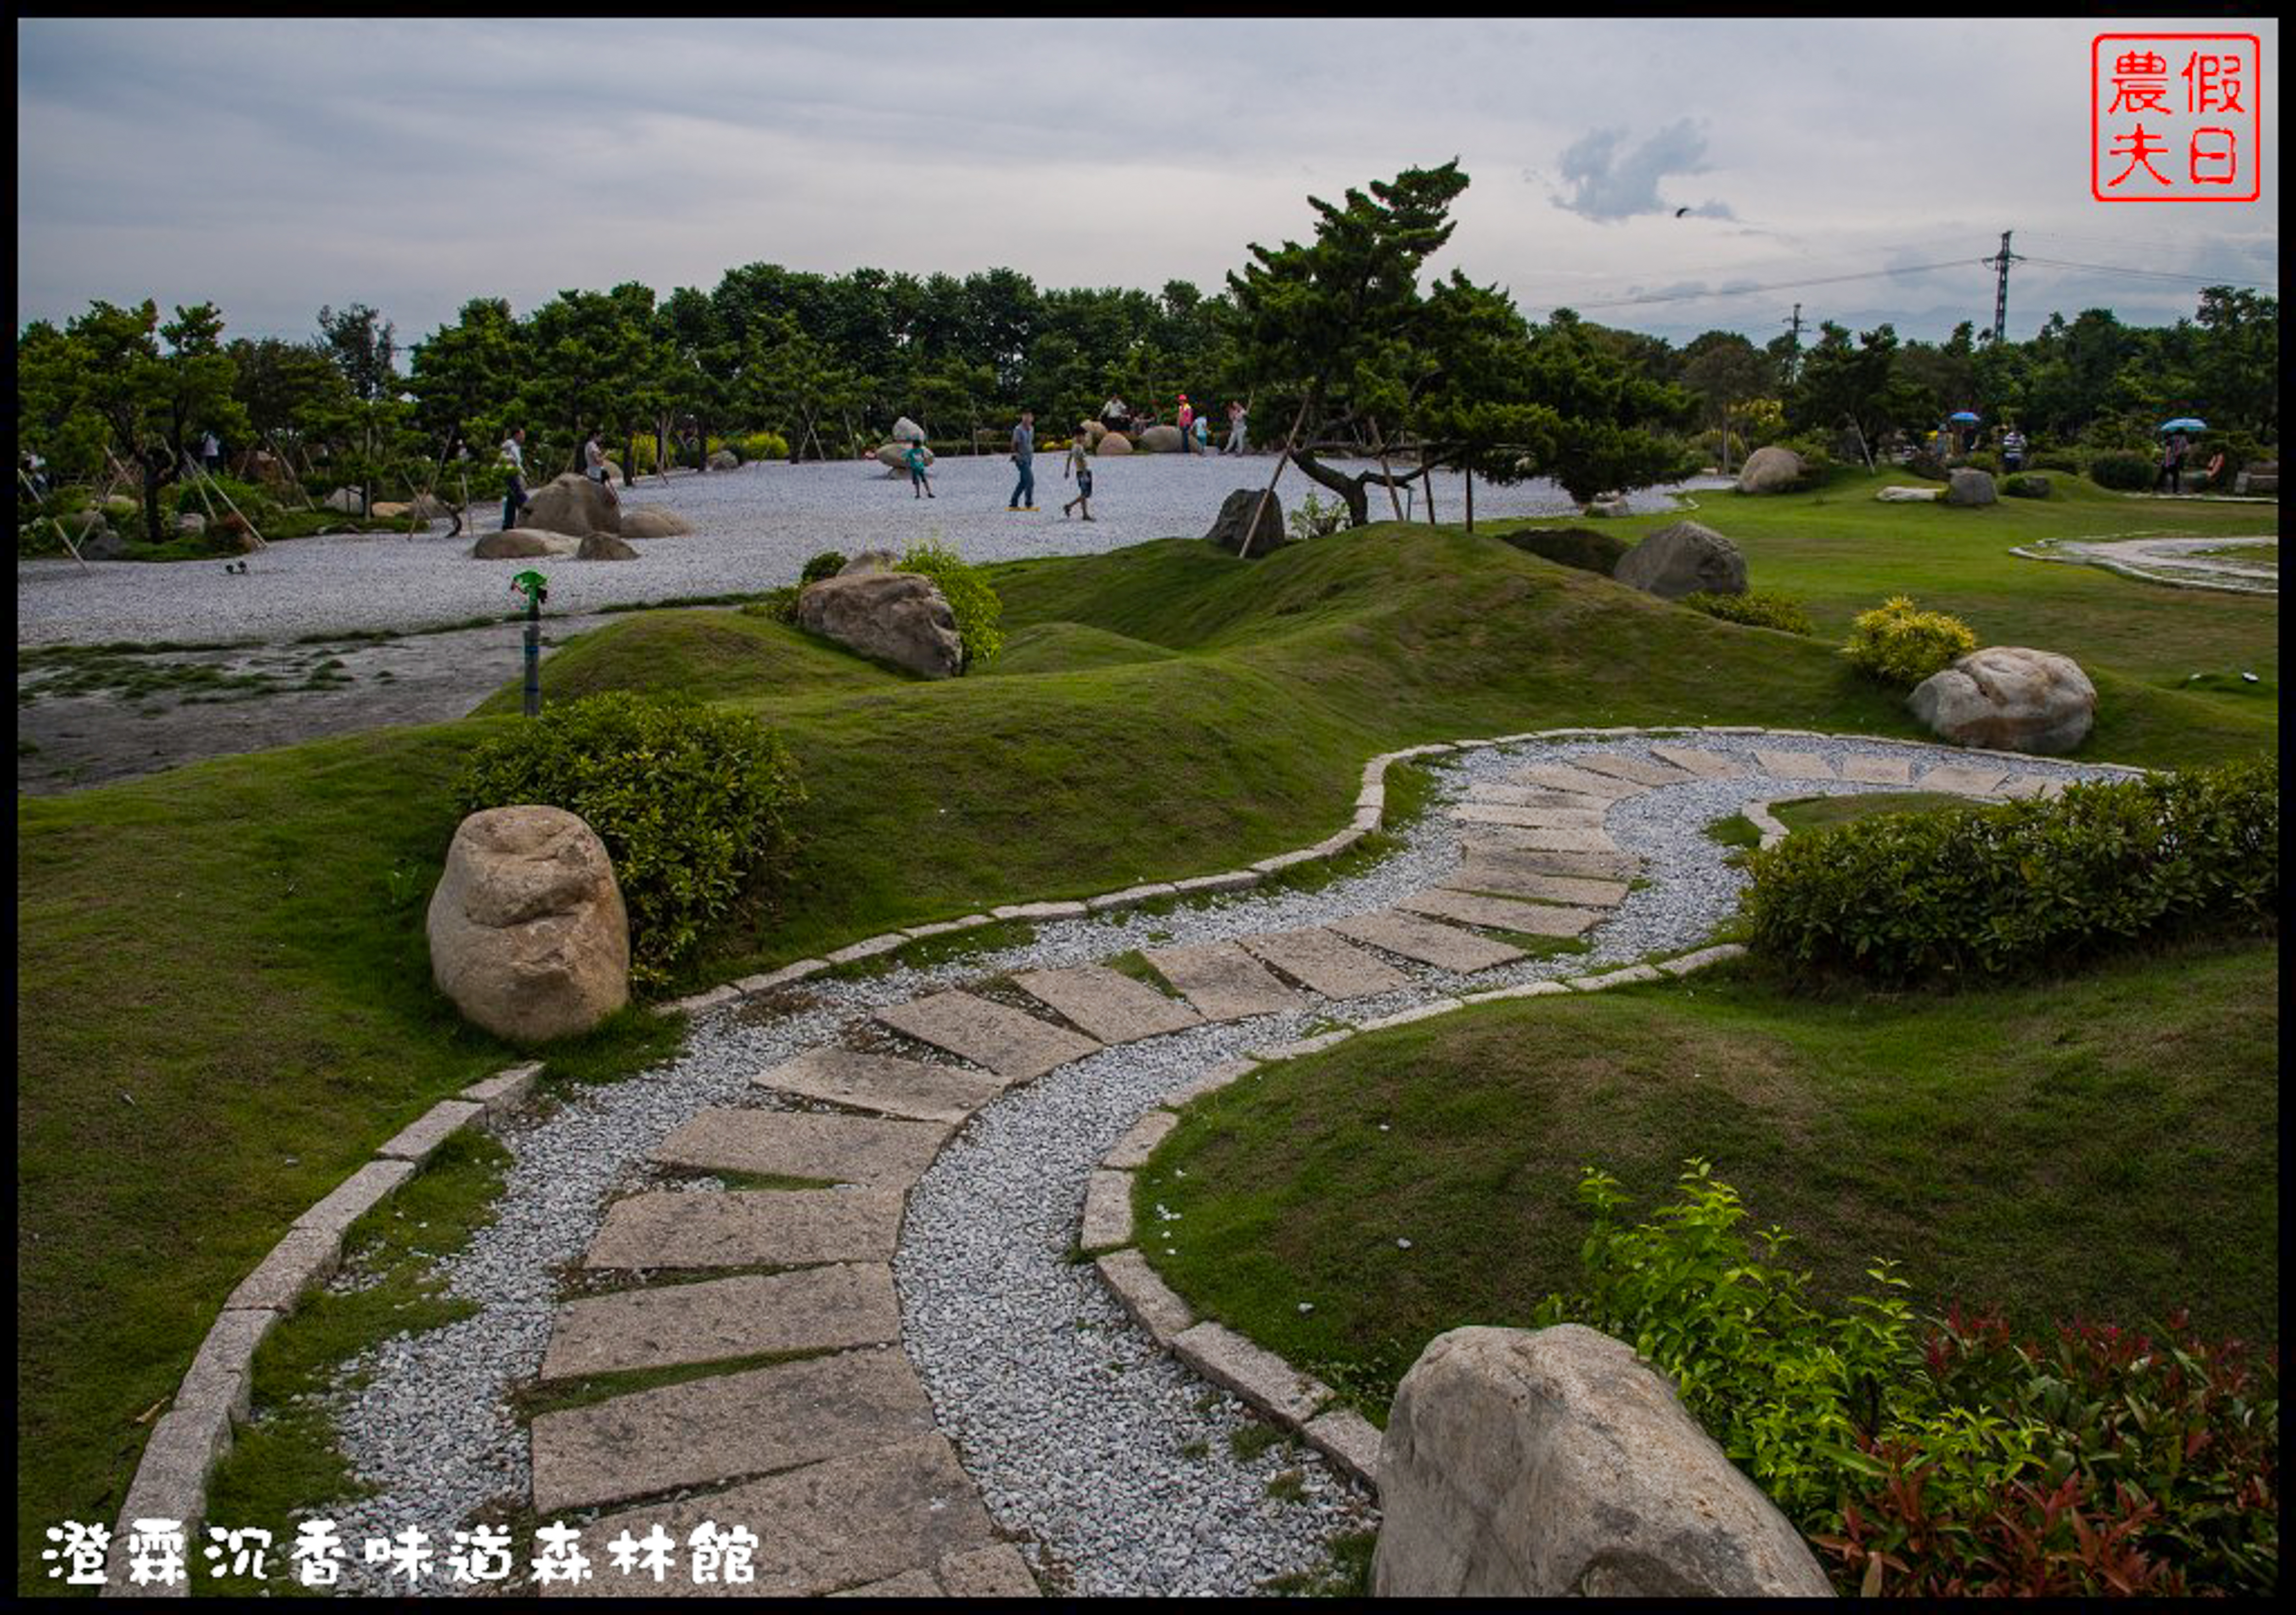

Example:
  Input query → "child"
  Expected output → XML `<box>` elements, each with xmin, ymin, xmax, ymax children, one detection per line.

<box><xmin>906</xmin><ymin>436</ymin><xmax>934</xmax><ymax>498</ymax></box>
<box><xmin>1061</xmin><ymin>425</ymin><xmax>1095</xmax><ymax>520</ymax></box>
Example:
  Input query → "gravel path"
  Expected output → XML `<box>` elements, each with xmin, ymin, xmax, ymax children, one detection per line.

<box><xmin>17</xmin><ymin>459</ymin><xmax>1724</xmax><ymax>648</ymax></box>
<box><xmin>302</xmin><ymin>730</ymin><xmax>2130</xmax><ymax>1597</ymax></box>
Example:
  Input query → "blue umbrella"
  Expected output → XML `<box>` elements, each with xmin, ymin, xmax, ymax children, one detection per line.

<box><xmin>2159</xmin><ymin>417</ymin><xmax>2207</xmax><ymax>432</ymax></box>
<box><xmin>1947</xmin><ymin>410</ymin><xmax>1981</xmax><ymax>424</ymax></box>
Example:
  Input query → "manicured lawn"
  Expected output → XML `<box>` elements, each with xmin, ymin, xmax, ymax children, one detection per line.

<box><xmin>1140</xmin><ymin>936</ymin><xmax>2280</xmax><ymax>1423</ymax></box>
<box><xmin>14</xmin><ymin>503</ymin><xmax>2277</xmax><ymax>1590</ymax></box>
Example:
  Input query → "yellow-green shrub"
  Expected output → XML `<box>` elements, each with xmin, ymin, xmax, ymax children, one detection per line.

<box><xmin>1841</xmin><ymin>595</ymin><xmax>1977</xmax><ymax>686</ymax></box>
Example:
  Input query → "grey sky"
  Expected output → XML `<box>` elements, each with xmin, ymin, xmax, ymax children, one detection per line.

<box><xmin>15</xmin><ymin>17</ymin><xmax>2280</xmax><ymax>356</ymax></box>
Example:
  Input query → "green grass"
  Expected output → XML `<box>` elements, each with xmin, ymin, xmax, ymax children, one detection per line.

<box><xmin>1768</xmin><ymin>791</ymin><xmax>1974</xmax><ymax>832</ymax></box>
<box><xmin>15</xmin><ymin>496</ymin><xmax>2278</xmax><ymax>1591</ymax></box>
<box><xmin>1139</xmin><ymin>935</ymin><xmax>2279</xmax><ymax>1426</ymax></box>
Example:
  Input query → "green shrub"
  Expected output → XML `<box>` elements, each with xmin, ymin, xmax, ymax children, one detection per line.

<box><xmin>1739</xmin><ymin>758</ymin><xmax>2277</xmax><ymax>981</ymax></box>
<box><xmin>2089</xmin><ymin>449</ymin><xmax>2157</xmax><ymax>491</ymax></box>
<box><xmin>2001</xmin><ymin>473</ymin><xmax>2052</xmax><ymax>499</ymax></box>
<box><xmin>1540</xmin><ymin>1161</ymin><xmax>2278</xmax><ymax>1597</ymax></box>
<box><xmin>739</xmin><ymin>586</ymin><xmax>802</xmax><ymax>625</ymax></box>
<box><xmin>736</xmin><ymin>430</ymin><xmax>790</xmax><ymax>463</ymax></box>
<box><xmin>454</xmin><ymin>692</ymin><xmax>806</xmax><ymax>994</ymax></box>
<box><xmin>1682</xmin><ymin>589</ymin><xmax>1815</xmax><ymax>635</ymax></box>
<box><xmin>1840</xmin><ymin>595</ymin><xmax>1978</xmax><ymax>687</ymax></box>
<box><xmin>1905</xmin><ymin>451</ymin><xmax>1950</xmax><ymax>482</ymax></box>
<box><xmin>1774</xmin><ymin>434</ymin><xmax>1839</xmax><ymax>486</ymax></box>
<box><xmin>799</xmin><ymin>550</ymin><xmax>847</xmax><ymax>585</ymax></box>
<box><xmin>1961</xmin><ymin>451</ymin><xmax>2003</xmax><ymax>476</ymax></box>
<box><xmin>1498</xmin><ymin>525</ymin><xmax>1628</xmax><ymax>577</ymax></box>
<box><xmin>1287</xmin><ymin>491</ymin><xmax>1348</xmax><ymax>542</ymax></box>
<box><xmin>895</xmin><ymin>538</ymin><xmax>1003</xmax><ymax>667</ymax></box>
<box><xmin>2026</xmin><ymin>449</ymin><xmax>2083</xmax><ymax>474</ymax></box>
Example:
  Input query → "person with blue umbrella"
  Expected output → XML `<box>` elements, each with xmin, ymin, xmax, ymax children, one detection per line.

<box><xmin>2158</xmin><ymin>418</ymin><xmax>2205</xmax><ymax>494</ymax></box>
<box><xmin>1947</xmin><ymin>410</ymin><xmax>1980</xmax><ymax>456</ymax></box>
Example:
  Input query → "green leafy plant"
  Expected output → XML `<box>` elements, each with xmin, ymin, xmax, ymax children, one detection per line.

<box><xmin>1682</xmin><ymin>589</ymin><xmax>1814</xmax><ymax>635</ymax></box>
<box><xmin>739</xmin><ymin>586</ymin><xmax>802</xmax><ymax>625</ymax></box>
<box><xmin>799</xmin><ymin>550</ymin><xmax>847</xmax><ymax>585</ymax></box>
<box><xmin>2027</xmin><ymin>449</ymin><xmax>2084</xmax><ymax>474</ymax></box>
<box><xmin>2088</xmin><ymin>449</ymin><xmax>2158</xmax><ymax>492</ymax></box>
<box><xmin>736</xmin><ymin>429</ymin><xmax>790</xmax><ymax>463</ymax></box>
<box><xmin>1286</xmin><ymin>491</ymin><xmax>1348</xmax><ymax>542</ymax></box>
<box><xmin>895</xmin><ymin>537</ymin><xmax>1003</xmax><ymax>667</ymax></box>
<box><xmin>2001</xmin><ymin>473</ymin><xmax>2052</xmax><ymax>499</ymax></box>
<box><xmin>1739</xmin><ymin>758</ymin><xmax>2278</xmax><ymax>981</ymax></box>
<box><xmin>454</xmin><ymin>691</ymin><xmax>806</xmax><ymax>994</ymax></box>
<box><xmin>1840</xmin><ymin>595</ymin><xmax>1977</xmax><ymax>687</ymax></box>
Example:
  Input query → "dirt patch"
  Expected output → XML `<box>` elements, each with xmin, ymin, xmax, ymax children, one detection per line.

<box><xmin>16</xmin><ymin>610</ymin><xmax>625</xmax><ymax>795</ymax></box>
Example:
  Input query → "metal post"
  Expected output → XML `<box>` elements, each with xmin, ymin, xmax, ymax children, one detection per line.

<box><xmin>523</xmin><ymin>596</ymin><xmax>541</xmax><ymax>718</ymax></box>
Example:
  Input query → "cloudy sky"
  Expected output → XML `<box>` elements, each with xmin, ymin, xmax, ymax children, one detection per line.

<box><xmin>15</xmin><ymin>17</ymin><xmax>2279</xmax><ymax>356</ymax></box>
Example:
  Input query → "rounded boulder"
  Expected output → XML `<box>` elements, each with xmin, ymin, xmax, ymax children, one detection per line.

<box><xmin>1944</xmin><ymin>467</ymin><xmax>1998</xmax><ymax>507</ymax></box>
<box><xmin>619</xmin><ymin>506</ymin><xmax>693</xmax><ymax>539</ymax></box>
<box><xmin>1735</xmin><ymin>445</ymin><xmax>1803</xmax><ymax>495</ymax></box>
<box><xmin>797</xmin><ymin>570</ymin><xmax>964</xmax><ymax>678</ymax></box>
<box><xmin>1909</xmin><ymin>645</ymin><xmax>2096</xmax><ymax>754</ymax></box>
<box><xmin>1136</xmin><ymin>424</ymin><xmax>1184</xmax><ymax>453</ymax></box>
<box><xmin>1613</xmin><ymin>520</ymin><xmax>1747</xmax><ymax>599</ymax></box>
<box><xmin>525</xmin><ymin>472</ymin><xmax>620</xmax><ymax>537</ymax></box>
<box><xmin>1097</xmin><ymin>432</ymin><xmax>1132</xmax><ymax>456</ymax></box>
<box><xmin>427</xmin><ymin>806</ymin><xmax>630</xmax><ymax>1042</ymax></box>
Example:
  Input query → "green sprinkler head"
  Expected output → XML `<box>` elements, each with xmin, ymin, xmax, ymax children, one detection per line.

<box><xmin>510</xmin><ymin>569</ymin><xmax>549</xmax><ymax>610</ymax></box>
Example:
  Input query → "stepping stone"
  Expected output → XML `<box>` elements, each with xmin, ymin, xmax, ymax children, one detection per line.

<box><xmin>1328</xmin><ymin>910</ymin><xmax>1526</xmax><ymax>972</ymax></box>
<box><xmin>1916</xmin><ymin>762</ymin><xmax>2011</xmax><ymax>796</ymax></box>
<box><xmin>530</xmin><ymin>1348</ymin><xmax>937</xmax><ymax>1516</ymax></box>
<box><xmin>1448</xmin><ymin>801</ymin><xmax>1609</xmax><ymax>829</ymax></box>
<box><xmin>1445</xmin><ymin>841</ymin><xmax>1639</xmax><ymax>881</ymax></box>
<box><xmin>1571</xmin><ymin>750</ymin><xmax>1694</xmax><ymax>787</ymax></box>
<box><xmin>552</xmin><ymin>1435</ymin><xmax>996</xmax><ymax>1598</ymax></box>
<box><xmin>1753</xmin><ymin>749</ymin><xmax>1836</xmax><ymax>780</ymax></box>
<box><xmin>1464</xmin><ymin>781</ymin><xmax>1614</xmax><ymax>810</ymax></box>
<box><xmin>1238</xmin><ymin>927</ymin><xmax>1411</xmax><ymax>999</ymax></box>
<box><xmin>583</xmin><ymin>1189</ymin><xmax>906</xmax><ymax>1270</ymax></box>
<box><xmin>1840</xmin><ymin>753</ymin><xmax>1913</xmax><ymax>785</ymax></box>
<box><xmin>875</xmin><ymin>990</ymin><xmax>1101</xmax><ymax>1081</ymax></box>
<box><xmin>1140</xmin><ymin>942</ymin><xmax>1303</xmax><ymax>1022</ymax></box>
<box><xmin>539</xmin><ymin>1265</ymin><xmax>899</xmax><ymax>1381</ymax></box>
<box><xmin>1011</xmin><ymin>965</ymin><xmax>1202</xmax><ymax>1045</ymax></box>
<box><xmin>1458</xmin><ymin>822</ymin><xmax>1618</xmax><ymax>854</ymax></box>
<box><xmin>1396</xmin><ymin>887</ymin><xmax>1603</xmax><ymax>937</ymax></box>
<box><xmin>653</xmin><ymin>1109</ymin><xmax>951</xmax><ymax>1188</ymax></box>
<box><xmin>755</xmin><ymin>1047</ymin><xmax>1006</xmax><ymax>1124</ymax></box>
<box><xmin>1649</xmin><ymin>744</ymin><xmax>1745</xmax><ymax>779</ymax></box>
<box><xmin>1505</xmin><ymin>762</ymin><xmax>1645</xmax><ymax>800</ymax></box>
<box><xmin>1445</xmin><ymin>860</ymin><xmax>1628</xmax><ymax>908</ymax></box>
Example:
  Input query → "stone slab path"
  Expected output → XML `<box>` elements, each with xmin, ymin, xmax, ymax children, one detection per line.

<box><xmin>486</xmin><ymin>731</ymin><xmax>2126</xmax><ymax>1596</ymax></box>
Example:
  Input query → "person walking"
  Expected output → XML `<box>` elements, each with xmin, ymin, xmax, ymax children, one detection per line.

<box><xmin>906</xmin><ymin>435</ymin><xmax>935</xmax><ymax>499</ymax></box>
<box><xmin>1060</xmin><ymin>424</ymin><xmax>1095</xmax><ymax>521</ymax></box>
<box><xmin>1224</xmin><ymin>400</ymin><xmax>1247</xmax><ymax>456</ymax></box>
<box><xmin>2161</xmin><ymin>431</ymin><xmax>2189</xmax><ymax>494</ymax></box>
<box><xmin>1176</xmin><ymin>394</ymin><xmax>1196</xmax><ymax>454</ymax></box>
<box><xmin>585</xmin><ymin>429</ymin><xmax>620</xmax><ymax>505</ymax></box>
<box><xmin>1008</xmin><ymin>411</ymin><xmax>1036</xmax><ymax>510</ymax></box>
<box><xmin>2000</xmin><ymin>425</ymin><xmax>2026</xmax><ymax>473</ymax></box>
<box><xmin>499</xmin><ymin>427</ymin><xmax>533</xmax><ymax>530</ymax></box>
<box><xmin>199</xmin><ymin>430</ymin><xmax>222</xmax><ymax>476</ymax></box>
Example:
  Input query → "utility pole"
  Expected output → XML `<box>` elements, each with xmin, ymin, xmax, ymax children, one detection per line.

<box><xmin>1982</xmin><ymin>230</ymin><xmax>2023</xmax><ymax>344</ymax></box>
<box><xmin>1777</xmin><ymin>302</ymin><xmax>1806</xmax><ymax>383</ymax></box>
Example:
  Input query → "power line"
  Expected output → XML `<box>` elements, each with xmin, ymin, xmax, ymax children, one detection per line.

<box><xmin>1553</xmin><ymin>257</ymin><xmax>1982</xmax><ymax>312</ymax></box>
<box><xmin>2016</xmin><ymin>253</ymin><xmax>2273</xmax><ymax>289</ymax></box>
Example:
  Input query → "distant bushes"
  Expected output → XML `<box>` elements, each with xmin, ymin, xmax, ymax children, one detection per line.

<box><xmin>1840</xmin><ymin>595</ymin><xmax>1977</xmax><ymax>687</ymax></box>
<box><xmin>455</xmin><ymin>692</ymin><xmax>806</xmax><ymax>991</ymax></box>
<box><xmin>2088</xmin><ymin>449</ymin><xmax>2158</xmax><ymax>491</ymax></box>
<box><xmin>1498</xmin><ymin>525</ymin><xmax>1627</xmax><ymax>577</ymax></box>
<box><xmin>1682</xmin><ymin>588</ymin><xmax>1814</xmax><ymax>634</ymax></box>
<box><xmin>1739</xmin><ymin>758</ymin><xmax>2277</xmax><ymax>981</ymax></box>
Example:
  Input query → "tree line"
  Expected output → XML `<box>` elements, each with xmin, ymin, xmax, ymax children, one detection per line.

<box><xmin>17</xmin><ymin>159</ymin><xmax>2278</xmax><ymax>548</ymax></box>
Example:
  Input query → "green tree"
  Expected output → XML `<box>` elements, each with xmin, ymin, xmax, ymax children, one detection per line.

<box><xmin>315</xmin><ymin>302</ymin><xmax>403</xmax><ymax>515</ymax></box>
<box><xmin>1679</xmin><ymin>330</ymin><xmax>1773</xmax><ymax>473</ymax></box>
<box><xmin>1509</xmin><ymin>310</ymin><xmax>1697</xmax><ymax>504</ymax></box>
<box><xmin>54</xmin><ymin>299</ymin><xmax>248</xmax><ymax>544</ymax></box>
<box><xmin>2190</xmin><ymin>285</ymin><xmax>2277</xmax><ymax>438</ymax></box>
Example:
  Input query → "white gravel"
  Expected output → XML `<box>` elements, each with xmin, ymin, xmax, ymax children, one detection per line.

<box><xmin>296</xmin><ymin>729</ymin><xmax>2126</xmax><ymax>1597</ymax></box>
<box><xmin>17</xmin><ymin>458</ymin><xmax>1724</xmax><ymax>648</ymax></box>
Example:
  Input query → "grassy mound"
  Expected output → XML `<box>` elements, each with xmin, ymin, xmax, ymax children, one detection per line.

<box><xmin>1140</xmin><ymin>936</ymin><xmax>2279</xmax><ymax>1422</ymax></box>
<box><xmin>15</xmin><ymin>505</ymin><xmax>2279</xmax><ymax>1589</ymax></box>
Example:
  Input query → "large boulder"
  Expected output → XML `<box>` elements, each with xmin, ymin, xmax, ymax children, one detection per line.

<box><xmin>619</xmin><ymin>506</ymin><xmax>692</xmax><ymax>539</ymax></box>
<box><xmin>1137</xmin><ymin>424</ymin><xmax>1184</xmax><ymax>453</ymax></box>
<box><xmin>1908</xmin><ymin>645</ymin><xmax>2096</xmax><ymax>755</ymax></box>
<box><xmin>889</xmin><ymin>416</ymin><xmax>925</xmax><ymax>446</ymax></box>
<box><xmin>371</xmin><ymin>501</ymin><xmax>410</xmax><ymax>520</ymax></box>
<box><xmin>1614</xmin><ymin>520</ymin><xmax>1747</xmax><ymax>599</ymax></box>
<box><xmin>1735</xmin><ymin>445</ymin><xmax>1803</xmax><ymax>495</ymax></box>
<box><xmin>707</xmin><ymin>447</ymin><xmax>740</xmax><ymax>471</ymax></box>
<box><xmin>1373</xmin><ymin>1325</ymin><xmax>1835</xmax><ymax>1598</ymax></box>
<box><xmin>2233</xmin><ymin>461</ymin><xmax>2277</xmax><ymax>496</ymax></box>
<box><xmin>1096</xmin><ymin>432</ymin><xmax>1132</xmax><ymax>456</ymax></box>
<box><xmin>1944</xmin><ymin>467</ymin><xmax>1998</xmax><ymax>507</ymax></box>
<box><xmin>1585</xmin><ymin>495</ymin><xmax>1631</xmax><ymax>519</ymax></box>
<box><xmin>427</xmin><ymin>806</ymin><xmax>630</xmax><ymax>1042</ymax></box>
<box><xmin>80</xmin><ymin>529</ymin><xmax>129</xmax><ymax>560</ymax></box>
<box><xmin>323</xmin><ymin>486</ymin><xmax>365</xmax><ymax>514</ymax></box>
<box><xmin>1876</xmin><ymin>485</ymin><xmax>1943</xmax><ymax>503</ymax></box>
<box><xmin>525</xmin><ymin>473</ymin><xmax>619</xmax><ymax>537</ymax></box>
<box><xmin>797</xmin><ymin>570</ymin><xmax>964</xmax><ymax>678</ymax></box>
<box><xmin>1204</xmin><ymin>488</ymin><xmax>1287</xmax><ymax>556</ymax></box>
<box><xmin>472</xmin><ymin>528</ymin><xmax>579</xmax><ymax>559</ymax></box>
<box><xmin>875</xmin><ymin>441</ymin><xmax>934</xmax><ymax>472</ymax></box>
<box><xmin>2001</xmin><ymin>474</ymin><xmax>2051</xmax><ymax>500</ymax></box>
<box><xmin>1083</xmin><ymin>419</ymin><xmax>1108</xmax><ymax>445</ymax></box>
<box><xmin>576</xmin><ymin>531</ymin><xmax>639</xmax><ymax>561</ymax></box>
<box><xmin>175</xmin><ymin>512</ymin><xmax>208</xmax><ymax>536</ymax></box>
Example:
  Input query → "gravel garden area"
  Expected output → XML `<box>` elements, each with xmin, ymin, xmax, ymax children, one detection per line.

<box><xmin>306</xmin><ymin>731</ymin><xmax>2128</xmax><ymax>1597</ymax></box>
<box><xmin>17</xmin><ymin>457</ymin><xmax>1725</xmax><ymax>649</ymax></box>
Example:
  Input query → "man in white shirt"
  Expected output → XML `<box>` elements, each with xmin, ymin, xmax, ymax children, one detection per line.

<box><xmin>501</xmin><ymin>428</ymin><xmax>533</xmax><ymax>530</ymax></box>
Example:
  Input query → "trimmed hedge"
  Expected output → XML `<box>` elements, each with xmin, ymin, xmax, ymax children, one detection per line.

<box><xmin>1497</xmin><ymin>525</ymin><xmax>1629</xmax><ymax>577</ymax></box>
<box><xmin>1740</xmin><ymin>758</ymin><xmax>2277</xmax><ymax>980</ymax></box>
<box><xmin>2089</xmin><ymin>449</ymin><xmax>2158</xmax><ymax>491</ymax></box>
<box><xmin>1682</xmin><ymin>588</ymin><xmax>1815</xmax><ymax>635</ymax></box>
<box><xmin>455</xmin><ymin>691</ymin><xmax>806</xmax><ymax>992</ymax></box>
